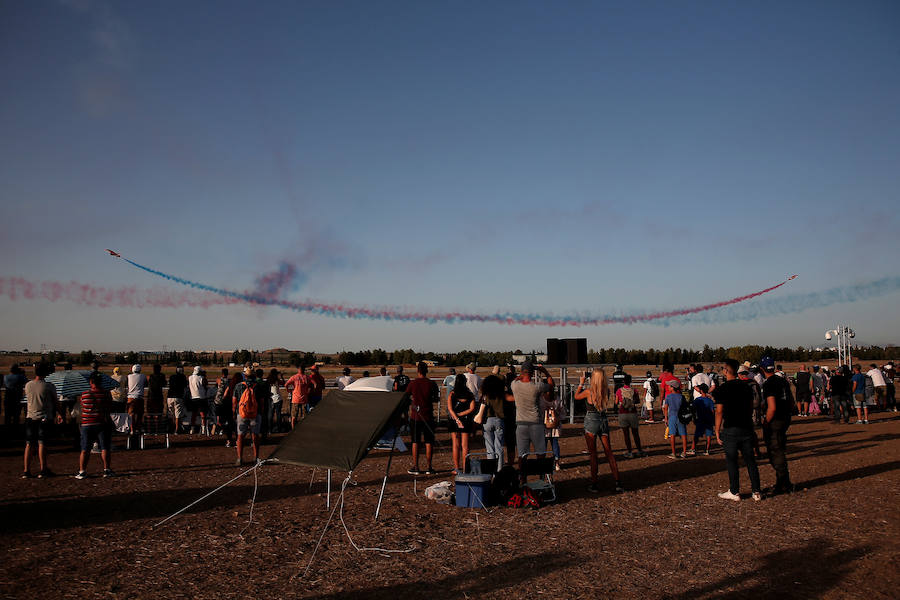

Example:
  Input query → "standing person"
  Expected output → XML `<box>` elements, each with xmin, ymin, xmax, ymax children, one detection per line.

<box><xmin>760</xmin><ymin>356</ymin><xmax>794</xmax><ymax>495</ymax></box>
<box><xmin>794</xmin><ymin>364</ymin><xmax>814</xmax><ymax>417</ymax></box>
<box><xmin>440</xmin><ymin>367</ymin><xmax>457</xmax><ymax>423</ymax></box>
<box><xmin>542</xmin><ymin>386</ymin><xmax>566</xmax><ymax>471</ymax></box>
<box><xmin>480</xmin><ymin>370</ymin><xmax>506</xmax><ymax>471</ymax></box>
<box><xmin>502</xmin><ymin>366</ymin><xmax>518</xmax><ymax>466</ymax></box>
<box><xmin>336</xmin><ymin>367</ymin><xmax>354</xmax><ymax>390</ymax></box>
<box><xmin>253</xmin><ymin>368</ymin><xmax>271</xmax><ymax>439</ymax></box>
<box><xmin>811</xmin><ymin>366</ymin><xmax>827</xmax><ymax>414</ymax></box>
<box><xmin>614</xmin><ymin>374</ymin><xmax>644</xmax><ymax>459</ymax></box>
<box><xmin>574</xmin><ymin>368</ymin><xmax>622</xmax><ymax>493</ymax></box>
<box><xmin>850</xmin><ymin>364</ymin><xmax>868</xmax><ymax>424</ymax></box>
<box><xmin>642</xmin><ymin>371</ymin><xmax>659</xmax><ymax>423</ymax></box>
<box><xmin>664</xmin><ymin>379</ymin><xmax>689</xmax><ymax>459</ymax></box>
<box><xmin>690</xmin><ymin>364</ymin><xmax>712</xmax><ymax>400</ymax></box>
<box><xmin>464</xmin><ymin>362</ymin><xmax>483</xmax><ymax>401</ymax></box>
<box><xmin>447</xmin><ymin>373</ymin><xmax>475</xmax><ymax>474</ymax></box>
<box><xmin>147</xmin><ymin>364</ymin><xmax>166</xmax><ymax>414</ymax></box>
<box><xmin>512</xmin><ymin>363</ymin><xmax>556</xmax><ymax>484</ymax></box>
<box><xmin>884</xmin><ymin>363</ymin><xmax>897</xmax><ymax>413</ymax></box>
<box><xmin>126</xmin><ymin>364</ymin><xmax>147</xmax><ymax>435</ymax></box>
<box><xmin>23</xmin><ymin>362</ymin><xmax>62</xmax><ymax>478</ymax></box>
<box><xmin>166</xmin><ymin>365</ymin><xmax>188</xmax><ymax>434</ymax></box>
<box><xmin>307</xmin><ymin>365</ymin><xmax>325</xmax><ymax>411</ymax></box>
<box><xmin>219</xmin><ymin>373</ymin><xmax>242</xmax><ymax>448</ymax></box>
<box><xmin>75</xmin><ymin>373</ymin><xmax>113</xmax><ymax>479</ymax></box>
<box><xmin>828</xmin><ymin>366</ymin><xmax>852</xmax><ymax>424</ymax></box>
<box><xmin>691</xmin><ymin>384</ymin><xmax>715</xmax><ymax>456</ymax></box>
<box><xmin>867</xmin><ymin>363</ymin><xmax>887</xmax><ymax>411</ymax></box>
<box><xmin>4</xmin><ymin>364</ymin><xmax>26</xmax><ymax>430</ymax></box>
<box><xmin>285</xmin><ymin>366</ymin><xmax>311</xmax><ymax>428</ymax></box>
<box><xmin>751</xmin><ymin>364</ymin><xmax>765</xmax><ymax>388</ymax></box>
<box><xmin>232</xmin><ymin>371</ymin><xmax>262</xmax><ymax>466</ymax></box>
<box><xmin>187</xmin><ymin>366</ymin><xmax>208</xmax><ymax>434</ymax></box>
<box><xmin>213</xmin><ymin>368</ymin><xmax>230</xmax><ymax>431</ymax></box>
<box><xmin>612</xmin><ymin>364</ymin><xmax>627</xmax><ymax>393</ymax></box>
<box><xmin>405</xmin><ymin>362</ymin><xmax>439</xmax><ymax>475</ymax></box>
<box><xmin>737</xmin><ymin>365</ymin><xmax>763</xmax><ymax>457</ymax></box>
<box><xmin>713</xmin><ymin>359</ymin><xmax>762</xmax><ymax>502</ymax></box>
<box><xmin>266</xmin><ymin>368</ymin><xmax>284</xmax><ymax>433</ymax></box>
<box><xmin>110</xmin><ymin>366</ymin><xmax>127</xmax><ymax>413</ymax></box>
<box><xmin>393</xmin><ymin>365</ymin><xmax>410</xmax><ymax>392</ymax></box>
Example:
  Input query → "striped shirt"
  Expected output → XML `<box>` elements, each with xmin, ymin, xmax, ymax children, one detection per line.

<box><xmin>80</xmin><ymin>390</ymin><xmax>109</xmax><ymax>427</ymax></box>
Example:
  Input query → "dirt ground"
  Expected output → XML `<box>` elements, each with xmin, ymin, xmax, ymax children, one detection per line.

<box><xmin>1</xmin><ymin>409</ymin><xmax>898</xmax><ymax>599</ymax></box>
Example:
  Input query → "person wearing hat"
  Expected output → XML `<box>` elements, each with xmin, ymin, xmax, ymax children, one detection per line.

<box><xmin>760</xmin><ymin>356</ymin><xmax>794</xmax><ymax>495</ymax></box>
<box><xmin>126</xmin><ymin>364</ymin><xmax>147</xmax><ymax>435</ymax></box>
<box><xmin>641</xmin><ymin>370</ymin><xmax>659</xmax><ymax>422</ymax></box>
<box><xmin>464</xmin><ymin>362</ymin><xmax>482</xmax><ymax>401</ymax></box>
<box><xmin>110</xmin><ymin>366</ymin><xmax>127</xmax><ymax>412</ymax></box>
<box><xmin>663</xmin><ymin>377</ymin><xmax>689</xmax><ymax>459</ymax></box>
<box><xmin>884</xmin><ymin>363</ymin><xmax>896</xmax><ymax>413</ymax></box>
<box><xmin>188</xmin><ymin>366</ymin><xmax>208</xmax><ymax>434</ymax></box>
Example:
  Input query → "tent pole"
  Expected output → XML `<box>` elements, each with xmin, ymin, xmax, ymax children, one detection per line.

<box><xmin>327</xmin><ymin>469</ymin><xmax>332</xmax><ymax>509</ymax></box>
<box><xmin>374</xmin><ymin>427</ymin><xmax>400</xmax><ymax>521</ymax></box>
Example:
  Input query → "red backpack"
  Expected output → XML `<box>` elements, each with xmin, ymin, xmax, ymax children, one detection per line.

<box><xmin>238</xmin><ymin>383</ymin><xmax>258</xmax><ymax>419</ymax></box>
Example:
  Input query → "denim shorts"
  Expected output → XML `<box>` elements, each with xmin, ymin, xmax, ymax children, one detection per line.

<box><xmin>584</xmin><ymin>410</ymin><xmax>609</xmax><ymax>437</ymax></box>
<box><xmin>80</xmin><ymin>424</ymin><xmax>110</xmax><ymax>451</ymax></box>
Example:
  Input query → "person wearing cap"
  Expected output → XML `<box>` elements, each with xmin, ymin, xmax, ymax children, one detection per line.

<box><xmin>336</xmin><ymin>367</ymin><xmax>354</xmax><ymax>390</ymax></box>
<box><xmin>641</xmin><ymin>370</ymin><xmax>658</xmax><ymax>422</ymax></box>
<box><xmin>167</xmin><ymin>365</ymin><xmax>189</xmax><ymax>434</ymax></box>
<box><xmin>663</xmin><ymin>378</ymin><xmax>689</xmax><ymax>459</ymax></box>
<box><xmin>850</xmin><ymin>365</ymin><xmax>868</xmax><ymax>424</ymax></box>
<box><xmin>760</xmin><ymin>356</ymin><xmax>794</xmax><ymax>495</ymax></box>
<box><xmin>884</xmin><ymin>363</ymin><xmax>897</xmax><ymax>413</ymax></box>
<box><xmin>828</xmin><ymin>365</ymin><xmax>851</xmax><ymax>424</ymax></box>
<box><xmin>110</xmin><ymin>366</ymin><xmax>127</xmax><ymax>413</ymax></box>
<box><xmin>308</xmin><ymin>365</ymin><xmax>325</xmax><ymax>411</ymax></box>
<box><xmin>612</xmin><ymin>364</ymin><xmax>626</xmax><ymax>393</ymax></box>
<box><xmin>188</xmin><ymin>366</ymin><xmax>208</xmax><ymax>434</ymax></box>
<box><xmin>126</xmin><ymin>364</ymin><xmax>147</xmax><ymax>435</ymax></box>
<box><xmin>463</xmin><ymin>362</ymin><xmax>482</xmax><ymax>402</ymax></box>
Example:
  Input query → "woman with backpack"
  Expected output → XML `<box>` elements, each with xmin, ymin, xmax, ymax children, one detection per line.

<box><xmin>266</xmin><ymin>368</ymin><xmax>285</xmax><ymax>434</ymax></box>
<box><xmin>574</xmin><ymin>369</ymin><xmax>623</xmax><ymax>493</ymax></box>
<box><xmin>615</xmin><ymin>374</ymin><xmax>645</xmax><ymax>459</ymax></box>
<box><xmin>541</xmin><ymin>387</ymin><xmax>567</xmax><ymax>471</ymax></box>
<box><xmin>218</xmin><ymin>372</ymin><xmax>242</xmax><ymax>448</ymax></box>
<box><xmin>447</xmin><ymin>373</ymin><xmax>476</xmax><ymax>474</ymax></box>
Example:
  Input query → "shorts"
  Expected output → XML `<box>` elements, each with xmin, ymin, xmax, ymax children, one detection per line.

<box><xmin>448</xmin><ymin>416</ymin><xmax>472</xmax><ymax>434</ymax></box>
<box><xmin>874</xmin><ymin>386</ymin><xmax>886</xmax><ymax>402</ymax></box>
<box><xmin>618</xmin><ymin>412</ymin><xmax>639</xmax><ymax>429</ymax></box>
<box><xmin>667</xmin><ymin>418</ymin><xmax>687</xmax><ymax>437</ymax></box>
<box><xmin>127</xmin><ymin>398</ymin><xmax>144</xmax><ymax>418</ymax></box>
<box><xmin>409</xmin><ymin>419</ymin><xmax>435</xmax><ymax>444</ymax></box>
<box><xmin>643</xmin><ymin>396</ymin><xmax>654</xmax><ymax>411</ymax></box>
<box><xmin>189</xmin><ymin>398</ymin><xmax>207</xmax><ymax>413</ymax></box>
<box><xmin>584</xmin><ymin>410</ymin><xmax>610</xmax><ymax>437</ymax></box>
<box><xmin>80</xmin><ymin>424</ymin><xmax>110</xmax><ymax>451</ymax></box>
<box><xmin>24</xmin><ymin>418</ymin><xmax>49</xmax><ymax>444</ymax></box>
<box><xmin>236</xmin><ymin>415</ymin><xmax>260</xmax><ymax>435</ymax></box>
<box><xmin>853</xmin><ymin>393</ymin><xmax>865</xmax><ymax>408</ymax></box>
<box><xmin>694</xmin><ymin>425</ymin><xmax>714</xmax><ymax>439</ymax></box>
<box><xmin>515</xmin><ymin>422</ymin><xmax>546</xmax><ymax>456</ymax></box>
<box><xmin>290</xmin><ymin>403</ymin><xmax>307</xmax><ymax>419</ymax></box>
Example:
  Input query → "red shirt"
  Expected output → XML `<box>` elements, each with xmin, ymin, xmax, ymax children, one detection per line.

<box><xmin>659</xmin><ymin>372</ymin><xmax>680</xmax><ymax>398</ymax></box>
<box><xmin>286</xmin><ymin>373</ymin><xmax>311</xmax><ymax>404</ymax></box>
<box><xmin>308</xmin><ymin>372</ymin><xmax>325</xmax><ymax>396</ymax></box>
<box><xmin>80</xmin><ymin>389</ymin><xmax>110</xmax><ymax>427</ymax></box>
<box><xmin>406</xmin><ymin>377</ymin><xmax>439</xmax><ymax>422</ymax></box>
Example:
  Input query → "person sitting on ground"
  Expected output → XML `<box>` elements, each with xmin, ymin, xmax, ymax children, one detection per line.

<box><xmin>615</xmin><ymin>373</ymin><xmax>645</xmax><ymax>459</ymax></box>
<box><xmin>664</xmin><ymin>378</ymin><xmax>689</xmax><ymax>459</ymax></box>
<box><xmin>713</xmin><ymin>359</ymin><xmax>761</xmax><ymax>502</ymax></box>
<box><xmin>232</xmin><ymin>371</ymin><xmax>263</xmax><ymax>466</ymax></box>
<box><xmin>405</xmin><ymin>362</ymin><xmax>439</xmax><ymax>475</ymax></box>
<box><xmin>76</xmin><ymin>373</ymin><xmax>114</xmax><ymax>479</ymax></box>
<box><xmin>23</xmin><ymin>362</ymin><xmax>62</xmax><ymax>478</ymax></box>
<box><xmin>574</xmin><ymin>368</ymin><xmax>622</xmax><ymax>493</ymax></box>
<box><xmin>447</xmin><ymin>373</ymin><xmax>475</xmax><ymax>475</ymax></box>
<box><xmin>166</xmin><ymin>365</ymin><xmax>188</xmax><ymax>434</ymax></box>
<box><xmin>690</xmin><ymin>383</ymin><xmax>715</xmax><ymax>456</ymax></box>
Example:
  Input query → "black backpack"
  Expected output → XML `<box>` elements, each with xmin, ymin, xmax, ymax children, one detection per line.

<box><xmin>492</xmin><ymin>465</ymin><xmax>520</xmax><ymax>505</ymax></box>
<box><xmin>678</xmin><ymin>397</ymin><xmax>695</xmax><ymax>425</ymax></box>
<box><xmin>649</xmin><ymin>379</ymin><xmax>659</xmax><ymax>397</ymax></box>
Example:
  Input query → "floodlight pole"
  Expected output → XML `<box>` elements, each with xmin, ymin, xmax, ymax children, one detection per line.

<box><xmin>374</xmin><ymin>427</ymin><xmax>400</xmax><ymax>521</ymax></box>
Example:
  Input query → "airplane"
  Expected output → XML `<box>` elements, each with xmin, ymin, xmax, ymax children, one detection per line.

<box><xmin>105</xmin><ymin>249</ymin><xmax>121</xmax><ymax>257</ymax></box>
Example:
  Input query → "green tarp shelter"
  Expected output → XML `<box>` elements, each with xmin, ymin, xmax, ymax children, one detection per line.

<box><xmin>269</xmin><ymin>390</ymin><xmax>407</xmax><ymax>472</ymax></box>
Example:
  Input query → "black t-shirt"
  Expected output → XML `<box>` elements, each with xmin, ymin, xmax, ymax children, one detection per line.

<box><xmin>393</xmin><ymin>374</ymin><xmax>410</xmax><ymax>392</ymax></box>
<box><xmin>167</xmin><ymin>372</ymin><xmax>187</xmax><ymax>398</ymax></box>
<box><xmin>712</xmin><ymin>379</ymin><xmax>754</xmax><ymax>429</ymax></box>
<box><xmin>612</xmin><ymin>371</ymin><xmax>626</xmax><ymax>391</ymax></box>
<box><xmin>762</xmin><ymin>375</ymin><xmax>793</xmax><ymax>421</ymax></box>
<box><xmin>795</xmin><ymin>372</ymin><xmax>811</xmax><ymax>398</ymax></box>
<box><xmin>830</xmin><ymin>374</ymin><xmax>848</xmax><ymax>395</ymax></box>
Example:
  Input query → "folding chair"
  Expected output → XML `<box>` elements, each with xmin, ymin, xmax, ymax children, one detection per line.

<box><xmin>522</xmin><ymin>452</ymin><xmax>556</xmax><ymax>502</ymax></box>
<box><xmin>140</xmin><ymin>413</ymin><xmax>170</xmax><ymax>449</ymax></box>
<box><xmin>464</xmin><ymin>451</ymin><xmax>501</xmax><ymax>475</ymax></box>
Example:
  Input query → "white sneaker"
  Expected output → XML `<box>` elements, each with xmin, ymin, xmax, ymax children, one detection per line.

<box><xmin>717</xmin><ymin>490</ymin><xmax>741</xmax><ymax>501</ymax></box>
<box><xmin>854</xmin><ymin>420</ymin><xmax>863</xmax><ymax>424</ymax></box>
<box><xmin>752</xmin><ymin>492</ymin><xmax>762</xmax><ymax>502</ymax></box>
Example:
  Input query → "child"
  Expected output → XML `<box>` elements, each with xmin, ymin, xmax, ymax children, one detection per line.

<box><xmin>690</xmin><ymin>383</ymin><xmax>715</xmax><ymax>456</ymax></box>
<box><xmin>664</xmin><ymin>378</ymin><xmax>688</xmax><ymax>458</ymax></box>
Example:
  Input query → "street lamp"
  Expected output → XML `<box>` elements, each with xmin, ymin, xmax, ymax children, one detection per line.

<box><xmin>824</xmin><ymin>325</ymin><xmax>855</xmax><ymax>368</ymax></box>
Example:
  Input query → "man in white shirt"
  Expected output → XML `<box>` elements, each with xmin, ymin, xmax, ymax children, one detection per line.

<box><xmin>642</xmin><ymin>371</ymin><xmax>658</xmax><ymax>422</ymax></box>
<box><xmin>336</xmin><ymin>367</ymin><xmax>354</xmax><ymax>390</ymax></box>
<box><xmin>188</xmin><ymin>366</ymin><xmax>208</xmax><ymax>434</ymax></box>
<box><xmin>126</xmin><ymin>364</ymin><xmax>147</xmax><ymax>434</ymax></box>
<box><xmin>690</xmin><ymin>364</ymin><xmax>713</xmax><ymax>400</ymax></box>
<box><xmin>867</xmin><ymin>364</ymin><xmax>887</xmax><ymax>410</ymax></box>
<box><xmin>464</xmin><ymin>362</ymin><xmax>482</xmax><ymax>401</ymax></box>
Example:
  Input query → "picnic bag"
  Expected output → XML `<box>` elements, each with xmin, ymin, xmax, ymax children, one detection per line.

<box><xmin>238</xmin><ymin>384</ymin><xmax>258</xmax><ymax>419</ymax></box>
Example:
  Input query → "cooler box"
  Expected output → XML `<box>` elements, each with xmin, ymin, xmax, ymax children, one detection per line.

<box><xmin>454</xmin><ymin>473</ymin><xmax>492</xmax><ymax>508</ymax></box>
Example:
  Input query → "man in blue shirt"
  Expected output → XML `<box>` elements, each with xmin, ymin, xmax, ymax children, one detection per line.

<box><xmin>850</xmin><ymin>364</ymin><xmax>868</xmax><ymax>424</ymax></box>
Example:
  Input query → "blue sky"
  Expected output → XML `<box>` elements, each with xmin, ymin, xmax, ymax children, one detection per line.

<box><xmin>1</xmin><ymin>0</ymin><xmax>899</xmax><ymax>353</ymax></box>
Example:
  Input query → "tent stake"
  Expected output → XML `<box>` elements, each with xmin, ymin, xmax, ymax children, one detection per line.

<box><xmin>374</xmin><ymin>427</ymin><xmax>400</xmax><ymax>521</ymax></box>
